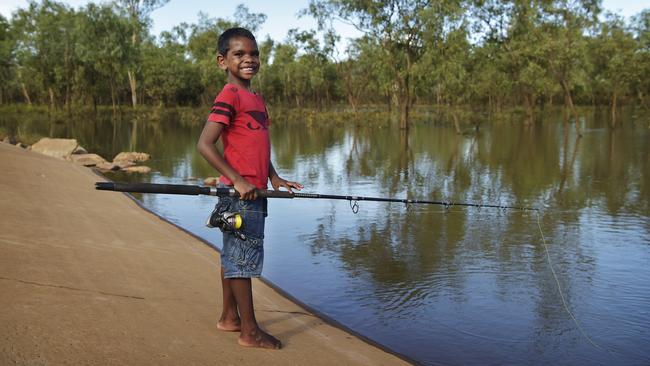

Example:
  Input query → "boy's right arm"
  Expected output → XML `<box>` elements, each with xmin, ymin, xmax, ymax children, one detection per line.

<box><xmin>196</xmin><ymin>121</ymin><xmax>257</xmax><ymax>200</ymax></box>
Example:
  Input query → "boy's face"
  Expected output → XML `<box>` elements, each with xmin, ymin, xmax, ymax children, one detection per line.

<box><xmin>217</xmin><ymin>36</ymin><xmax>259</xmax><ymax>85</ymax></box>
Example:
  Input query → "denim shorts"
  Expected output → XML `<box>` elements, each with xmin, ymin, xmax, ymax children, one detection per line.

<box><xmin>216</xmin><ymin>190</ymin><xmax>267</xmax><ymax>279</ymax></box>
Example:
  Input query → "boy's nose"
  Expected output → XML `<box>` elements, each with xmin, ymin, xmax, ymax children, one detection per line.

<box><xmin>242</xmin><ymin>53</ymin><xmax>257</xmax><ymax>62</ymax></box>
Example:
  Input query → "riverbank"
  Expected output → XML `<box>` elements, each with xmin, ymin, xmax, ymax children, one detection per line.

<box><xmin>0</xmin><ymin>141</ymin><xmax>409</xmax><ymax>365</ymax></box>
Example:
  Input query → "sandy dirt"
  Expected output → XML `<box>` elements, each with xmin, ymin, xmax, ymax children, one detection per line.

<box><xmin>0</xmin><ymin>142</ymin><xmax>410</xmax><ymax>366</ymax></box>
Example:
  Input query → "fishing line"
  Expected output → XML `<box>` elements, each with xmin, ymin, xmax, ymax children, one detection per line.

<box><xmin>414</xmin><ymin>205</ymin><xmax>613</xmax><ymax>353</ymax></box>
<box><xmin>535</xmin><ymin>211</ymin><xmax>610</xmax><ymax>353</ymax></box>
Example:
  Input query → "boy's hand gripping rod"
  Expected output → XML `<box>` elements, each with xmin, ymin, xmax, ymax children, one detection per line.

<box><xmin>94</xmin><ymin>182</ymin><xmax>538</xmax><ymax>211</ymax></box>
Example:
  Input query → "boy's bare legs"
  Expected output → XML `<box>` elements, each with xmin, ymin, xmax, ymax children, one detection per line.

<box><xmin>217</xmin><ymin>267</ymin><xmax>241</xmax><ymax>331</ymax></box>
<box><xmin>229</xmin><ymin>277</ymin><xmax>281</xmax><ymax>349</ymax></box>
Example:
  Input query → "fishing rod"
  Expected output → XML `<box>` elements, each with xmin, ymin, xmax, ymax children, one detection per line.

<box><xmin>94</xmin><ymin>182</ymin><xmax>538</xmax><ymax>212</ymax></box>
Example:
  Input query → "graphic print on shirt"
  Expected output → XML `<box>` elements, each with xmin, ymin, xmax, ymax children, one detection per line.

<box><xmin>245</xmin><ymin>111</ymin><xmax>269</xmax><ymax>130</ymax></box>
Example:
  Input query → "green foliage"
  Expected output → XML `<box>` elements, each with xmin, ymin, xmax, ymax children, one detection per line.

<box><xmin>631</xmin><ymin>10</ymin><xmax>650</xmax><ymax>110</ymax></box>
<box><xmin>1</xmin><ymin>0</ymin><xmax>648</xmax><ymax>127</ymax></box>
<box><xmin>75</xmin><ymin>3</ymin><xmax>134</xmax><ymax>106</ymax></box>
<box><xmin>0</xmin><ymin>14</ymin><xmax>16</xmax><ymax>102</ymax></box>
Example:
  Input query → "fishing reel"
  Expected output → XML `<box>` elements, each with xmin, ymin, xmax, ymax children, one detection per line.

<box><xmin>206</xmin><ymin>205</ymin><xmax>246</xmax><ymax>241</ymax></box>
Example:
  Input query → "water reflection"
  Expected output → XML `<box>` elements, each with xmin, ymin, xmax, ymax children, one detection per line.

<box><xmin>2</xmin><ymin>106</ymin><xmax>649</xmax><ymax>365</ymax></box>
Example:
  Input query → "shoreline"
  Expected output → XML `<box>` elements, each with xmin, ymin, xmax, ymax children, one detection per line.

<box><xmin>0</xmin><ymin>141</ymin><xmax>411</xmax><ymax>365</ymax></box>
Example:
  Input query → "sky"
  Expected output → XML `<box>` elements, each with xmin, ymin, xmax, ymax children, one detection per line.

<box><xmin>1</xmin><ymin>0</ymin><xmax>648</xmax><ymax>50</ymax></box>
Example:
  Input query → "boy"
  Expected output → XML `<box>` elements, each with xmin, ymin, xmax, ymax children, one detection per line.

<box><xmin>197</xmin><ymin>27</ymin><xmax>302</xmax><ymax>350</ymax></box>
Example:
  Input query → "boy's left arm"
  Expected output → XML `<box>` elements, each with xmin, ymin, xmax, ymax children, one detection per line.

<box><xmin>269</xmin><ymin>162</ymin><xmax>303</xmax><ymax>193</ymax></box>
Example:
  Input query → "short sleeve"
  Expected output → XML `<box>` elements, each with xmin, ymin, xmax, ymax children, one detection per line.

<box><xmin>208</xmin><ymin>87</ymin><xmax>238</xmax><ymax>126</ymax></box>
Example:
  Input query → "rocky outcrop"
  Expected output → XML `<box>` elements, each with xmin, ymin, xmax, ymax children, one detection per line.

<box><xmin>69</xmin><ymin>153</ymin><xmax>107</xmax><ymax>167</ymax></box>
<box><xmin>108</xmin><ymin>151</ymin><xmax>152</xmax><ymax>174</ymax></box>
<box><xmin>113</xmin><ymin>152</ymin><xmax>150</xmax><ymax>163</ymax></box>
<box><xmin>113</xmin><ymin>160</ymin><xmax>136</xmax><ymax>169</ymax></box>
<box><xmin>12</xmin><ymin>137</ymin><xmax>152</xmax><ymax>174</ymax></box>
<box><xmin>31</xmin><ymin>138</ymin><xmax>79</xmax><ymax>159</ymax></box>
<box><xmin>96</xmin><ymin>162</ymin><xmax>121</xmax><ymax>171</ymax></box>
<box><xmin>122</xmin><ymin>166</ymin><xmax>152</xmax><ymax>174</ymax></box>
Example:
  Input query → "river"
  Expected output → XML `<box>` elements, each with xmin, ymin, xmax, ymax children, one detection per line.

<box><xmin>2</xmin><ymin>105</ymin><xmax>649</xmax><ymax>365</ymax></box>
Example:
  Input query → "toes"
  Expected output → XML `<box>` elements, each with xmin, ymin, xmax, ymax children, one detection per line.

<box><xmin>238</xmin><ymin>331</ymin><xmax>282</xmax><ymax>349</ymax></box>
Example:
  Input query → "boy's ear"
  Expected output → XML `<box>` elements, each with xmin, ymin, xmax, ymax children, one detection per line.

<box><xmin>216</xmin><ymin>54</ymin><xmax>227</xmax><ymax>71</ymax></box>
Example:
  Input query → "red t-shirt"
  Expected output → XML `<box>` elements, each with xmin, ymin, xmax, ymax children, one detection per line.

<box><xmin>207</xmin><ymin>84</ymin><xmax>271</xmax><ymax>189</ymax></box>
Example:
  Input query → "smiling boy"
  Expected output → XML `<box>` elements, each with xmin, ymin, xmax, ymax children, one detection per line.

<box><xmin>197</xmin><ymin>27</ymin><xmax>302</xmax><ymax>349</ymax></box>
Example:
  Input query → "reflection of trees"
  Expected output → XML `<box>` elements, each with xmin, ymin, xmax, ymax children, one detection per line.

<box><xmin>270</xmin><ymin>122</ymin><xmax>345</xmax><ymax>170</ymax></box>
<box><xmin>557</xmin><ymin>129</ymin><xmax>581</xmax><ymax>195</ymax></box>
<box><xmin>305</xmin><ymin>204</ymin><xmax>470</xmax><ymax>306</ymax></box>
<box><xmin>2</xmin><ymin>106</ymin><xmax>647</xmax><ymax>218</ymax></box>
<box><xmin>288</xmin><ymin>108</ymin><xmax>648</xmax><ymax>339</ymax></box>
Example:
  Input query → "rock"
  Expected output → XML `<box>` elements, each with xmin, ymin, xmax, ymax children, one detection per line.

<box><xmin>69</xmin><ymin>153</ymin><xmax>106</xmax><ymax>167</ymax></box>
<box><xmin>31</xmin><ymin>138</ymin><xmax>79</xmax><ymax>160</ymax></box>
<box><xmin>73</xmin><ymin>145</ymin><xmax>88</xmax><ymax>154</ymax></box>
<box><xmin>14</xmin><ymin>142</ymin><xmax>29</xmax><ymax>149</ymax></box>
<box><xmin>122</xmin><ymin>166</ymin><xmax>152</xmax><ymax>174</ymax></box>
<box><xmin>96</xmin><ymin>162</ymin><xmax>120</xmax><ymax>171</ymax></box>
<box><xmin>113</xmin><ymin>152</ymin><xmax>150</xmax><ymax>163</ymax></box>
<box><xmin>114</xmin><ymin>160</ymin><xmax>136</xmax><ymax>169</ymax></box>
<box><xmin>203</xmin><ymin>177</ymin><xmax>219</xmax><ymax>186</ymax></box>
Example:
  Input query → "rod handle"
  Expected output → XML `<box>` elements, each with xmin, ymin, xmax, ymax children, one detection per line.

<box><xmin>95</xmin><ymin>182</ymin><xmax>211</xmax><ymax>196</ymax></box>
<box><xmin>95</xmin><ymin>182</ymin><xmax>296</xmax><ymax>199</ymax></box>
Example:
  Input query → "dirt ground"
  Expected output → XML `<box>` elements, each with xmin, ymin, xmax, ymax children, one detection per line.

<box><xmin>0</xmin><ymin>142</ymin><xmax>409</xmax><ymax>365</ymax></box>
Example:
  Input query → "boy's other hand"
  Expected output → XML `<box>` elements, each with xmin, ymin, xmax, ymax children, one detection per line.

<box><xmin>270</xmin><ymin>176</ymin><xmax>303</xmax><ymax>193</ymax></box>
<box><xmin>234</xmin><ymin>178</ymin><xmax>257</xmax><ymax>200</ymax></box>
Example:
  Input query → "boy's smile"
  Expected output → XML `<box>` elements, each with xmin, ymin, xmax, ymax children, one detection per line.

<box><xmin>218</xmin><ymin>36</ymin><xmax>260</xmax><ymax>88</ymax></box>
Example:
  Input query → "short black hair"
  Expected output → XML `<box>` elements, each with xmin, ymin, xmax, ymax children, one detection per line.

<box><xmin>217</xmin><ymin>27</ymin><xmax>256</xmax><ymax>56</ymax></box>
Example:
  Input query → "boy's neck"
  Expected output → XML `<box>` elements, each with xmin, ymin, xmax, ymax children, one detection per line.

<box><xmin>227</xmin><ymin>76</ymin><xmax>252</xmax><ymax>91</ymax></box>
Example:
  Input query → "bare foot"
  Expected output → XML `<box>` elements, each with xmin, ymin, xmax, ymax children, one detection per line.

<box><xmin>238</xmin><ymin>329</ymin><xmax>281</xmax><ymax>350</ymax></box>
<box><xmin>217</xmin><ymin>319</ymin><xmax>241</xmax><ymax>332</ymax></box>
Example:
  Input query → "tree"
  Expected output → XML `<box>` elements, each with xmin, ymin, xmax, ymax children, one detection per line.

<box><xmin>630</xmin><ymin>10</ymin><xmax>650</xmax><ymax>115</ymax></box>
<box><xmin>542</xmin><ymin>0</ymin><xmax>601</xmax><ymax>135</ymax></box>
<box><xmin>472</xmin><ymin>0</ymin><xmax>555</xmax><ymax>123</ymax></box>
<box><xmin>117</xmin><ymin>0</ymin><xmax>170</xmax><ymax>107</ymax></box>
<box><xmin>589</xmin><ymin>13</ymin><xmax>637</xmax><ymax>127</ymax></box>
<box><xmin>307</xmin><ymin>0</ymin><xmax>440</xmax><ymax>129</ymax></box>
<box><xmin>75</xmin><ymin>3</ymin><xmax>134</xmax><ymax>110</ymax></box>
<box><xmin>11</xmin><ymin>0</ymin><xmax>77</xmax><ymax>108</ymax></box>
<box><xmin>0</xmin><ymin>15</ymin><xmax>16</xmax><ymax>104</ymax></box>
<box><xmin>141</xmin><ymin>32</ymin><xmax>202</xmax><ymax>106</ymax></box>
